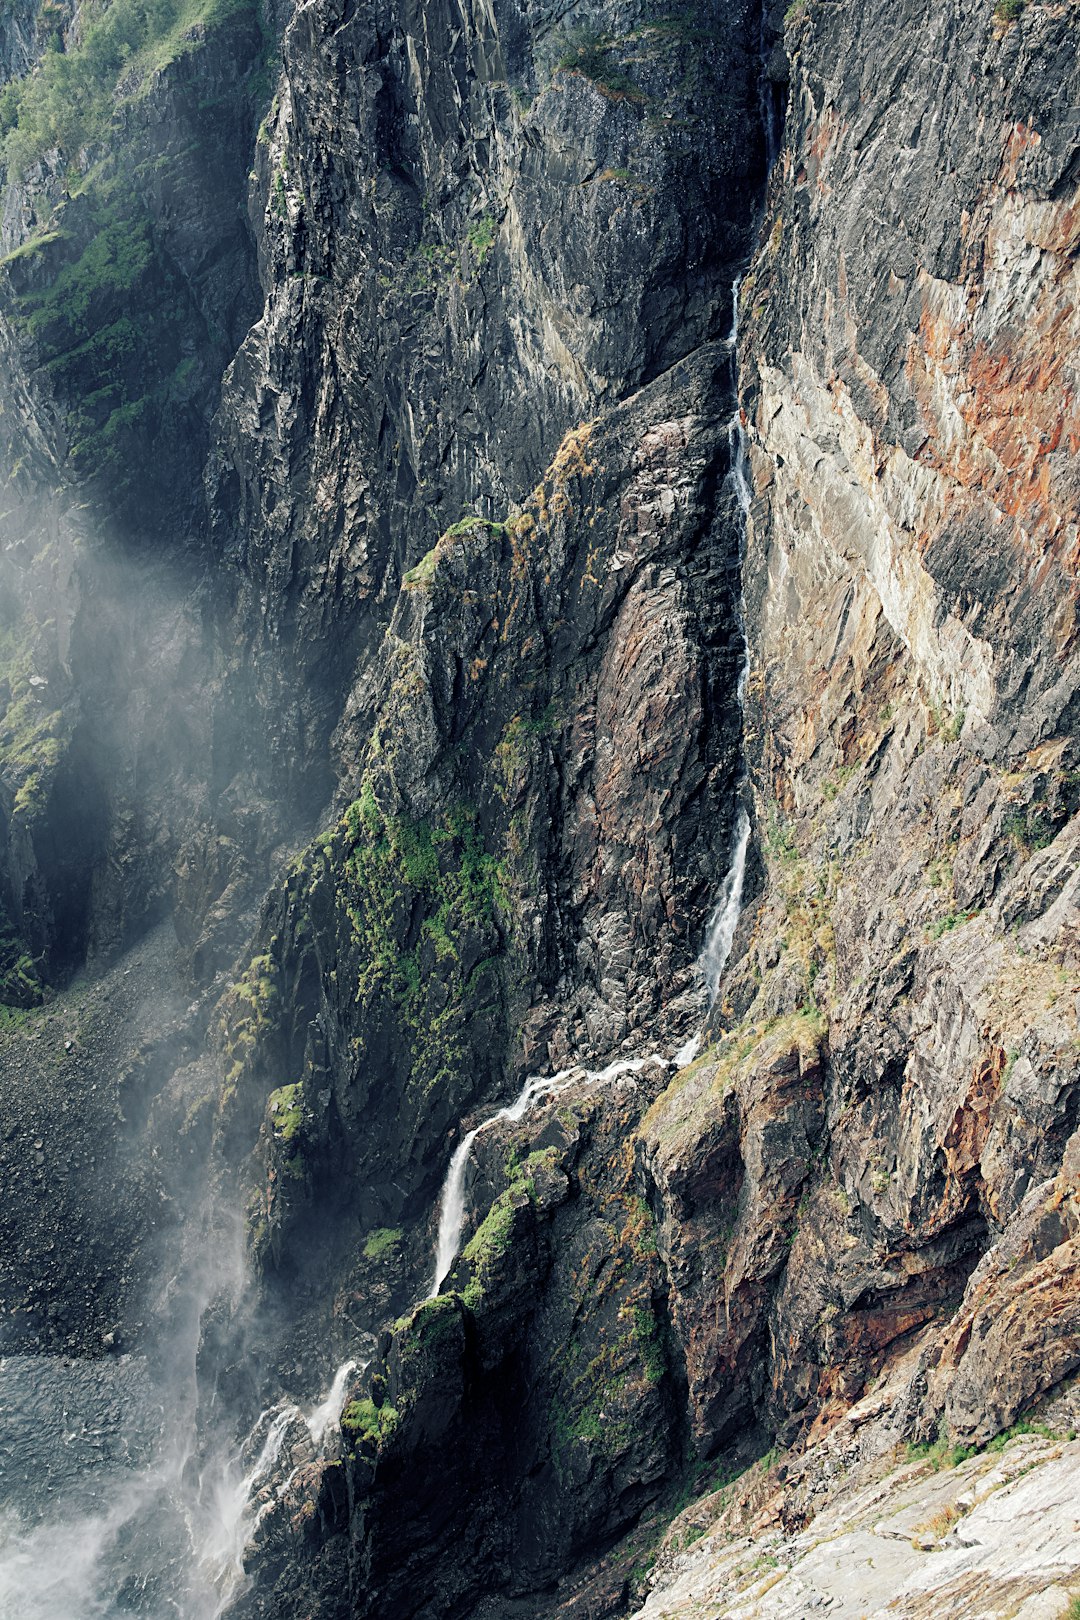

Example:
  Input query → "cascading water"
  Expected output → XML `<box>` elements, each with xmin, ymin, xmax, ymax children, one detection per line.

<box><xmin>429</xmin><ymin>1072</ymin><xmax>572</xmax><ymax>1296</ymax></box>
<box><xmin>0</xmin><ymin>1202</ymin><xmax>260</xmax><ymax>1620</ymax></box>
<box><xmin>672</xmin><ymin>286</ymin><xmax>755</xmax><ymax>1067</ymax></box>
<box><xmin>429</xmin><ymin>1055</ymin><xmax>662</xmax><ymax>1295</ymax></box>
<box><xmin>305</xmin><ymin>1358</ymin><xmax>359</xmax><ymax>1445</ymax></box>
<box><xmin>699</xmin><ymin>806</ymin><xmax>752</xmax><ymax>1005</ymax></box>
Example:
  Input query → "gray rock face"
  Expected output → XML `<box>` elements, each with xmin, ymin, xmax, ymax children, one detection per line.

<box><xmin>642</xmin><ymin>0</ymin><xmax>1080</xmax><ymax>1464</ymax></box>
<box><xmin>0</xmin><ymin>0</ymin><xmax>1077</xmax><ymax>1616</ymax></box>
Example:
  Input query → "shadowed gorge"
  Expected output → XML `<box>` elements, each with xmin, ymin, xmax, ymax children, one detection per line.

<box><xmin>0</xmin><ymin>0</ymin><xmax>1077</xmax><ymax>1618</ymax></box>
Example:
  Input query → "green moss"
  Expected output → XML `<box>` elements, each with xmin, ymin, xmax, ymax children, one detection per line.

<box><xmin>0</xmin><ymin>623</ymin><xmax>66</xmax><ymax>825</ymax></box>
<box><xmin>363</xmin><ymin>1226</ymin><xmax>403</xmax><ymax>1261</ymax></box>
<box><xmin>466</xmin><ymin>214</ymin><xmax>495</xmax><ymax>261</ymax></box>
<box><xmin>905</xmin><ymin>1435</ymin><xmax>978</xmax><ymax>1470</ymax></box>
<box><xmin>927</xmin><ymin>907</ymin><xmax>981</xmax><ymax>940</ymax></box>
<box><xmin>633</xmin><ymin>1303</ymin><xmax>666</xmax><ymax>1385</ymax></box>
<box><xmin>0</xmin><ymin>0</ymin><xmax>256</xmax><ymax>178</ymax></box>
<box><xmin>461</xmin><ymin>1192</ymin><xmax>518</xmax><ymax>1310</ymax></box>
<box><xmin>0</xmin><ymin>907</ymin><xmax>43</xmax><ymax>1011</ymax></box>
<box><xmin>494</xmin><ymin>704</ymin><xmax>556</xmax><ymax>800</ymax></box>
<box><xmin>219</xmin><ymin>951</ymin><xmax>280</xmax><ymax>1102</ymax></box>
<box><xmin>0</xmin><ymin>227</ymin><xmax>64</xmax><ymax>268</ymax></box>
<box><xmin>334</xmin><ymin>787</ymin><xmax>507</xmax><ymax>1097</ymax></box>
<box><xmin>642</xmin><ymin>1011</ymin><xmax>827</xmax><ymax>1144</ymax></box>
<box><xmin>267</xmin><ymin>1082</ymin><xmax>303</xmax><ymax>1142</ymax></box>
<box><xmin>1002</xmin><ymin>803</ymin><xmax>1057</xmax><ymax>855</ymax></box>
<box><xmin>396</xmin><ymin>1293</ymin><xmax>462</xmax><ymax>1378</ymax></box>
<box><xmin>402</xmin><ymin>517</ymin><xmax>504</xmax><ymax>588</ymax></box>
<box><xmin>402</xmin><ymin>546</ymin><xmax>438</xmax><ymax>588</ymax></box>
<box><xmin>552</xmin><ymin>26</ymin><xmax>644</xmax><ymax>99</ymax></box>
<box><xmin>4</xmin><ymin>190</ymin><xmax>196</xmax><ymax>486</ymax></box>
<box><xmin>341</xmin><ymin>1396</ymin><xmax>399</xmax><ymax>1450</ymax></box>
<box><xmin>985</xmin><ymin>1415</ymin><xmax>1055</xmax><ymax>1451</ymax></box>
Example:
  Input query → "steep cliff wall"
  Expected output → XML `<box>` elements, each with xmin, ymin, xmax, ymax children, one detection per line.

<box><xmin>628</xmin><ymin>0</ymin><xmax>1080</xmax><ymax>1609</ymax></box>
<box><xmin>0</xmin><ymin>0</ymin><xmax>1077</xmax><ymax>1617</ymax></box>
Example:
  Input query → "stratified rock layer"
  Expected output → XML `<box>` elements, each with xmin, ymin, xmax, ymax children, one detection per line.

<box><xmin>632</xmin><ymin>0</ymin><xmax>1080</xmax><ymax>1494</ymax></box>
<box><xmin>0</xmin><ymin>0</ymin><xmax>1077</xmax><ymax>1617</ymax></box>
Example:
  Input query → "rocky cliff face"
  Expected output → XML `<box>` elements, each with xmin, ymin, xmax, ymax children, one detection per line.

<box><xmin>0</xmin><ymin>0</ymin><xmax>1077</xmax><ymax>1617</ymax></box>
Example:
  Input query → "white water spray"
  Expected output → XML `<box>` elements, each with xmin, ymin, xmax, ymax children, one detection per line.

<box><xmin>429</xmin><ymin>1053</ymin><xmax>663</xmax><ymax>1296</ymax></box>
<box><xmin>305</xmin><ymin>1358</ymin><xmax>358</xmax><ymax>1446</ymax></box>
<box><xmin>194</xmin><ymin>1402</ymin><xmax>302</xmax><ymax>1607</ymax></box>
<box><xmin>429</xmin><ymin>1072</ymin><xmax>571</xmax><ymax>1296</ymax></box>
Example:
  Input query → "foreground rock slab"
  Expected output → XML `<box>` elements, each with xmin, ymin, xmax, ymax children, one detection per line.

<box><xmin>636</xmin><ymin>1433</ymin><xmax>1080</xmax><ymax>1620</ymax></box>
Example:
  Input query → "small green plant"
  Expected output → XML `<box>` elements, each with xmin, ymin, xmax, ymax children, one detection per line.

<box><xmin>555</xmin><ymin>25</ymin><xmax>608</xmax><ymax>76</ymax></box>
<box><xmin>985</xmin><ymin>1415</ymin><xmax>1055</xmax><ymax>1451</ymax></box>
<box><xmin>765</xmin><ymin>807</ymin><xmax>799</xmax><ymax>863</ymax></box>
<box><xmin>822</xmin><ymin>763</ymin><xmax>857</xmax><ymax>802</ymax></box>
<box><xmin>267</xmin><ymin>1082</ymin><xmax>303</xmax><ymax>1142</ymax></box>
<box><xmin>993</xmin><ymin>0</ymin><xmax>1025</xmax><ymax>21</ymax></box>
<box><xmin>1001</xmin><ymin>803</ymin><xmax>1056</xmax><ymax>855</ymax></box>
<box><xmin>553</xmin><ymin>25</ymin><xmax>642</xmax><ymax>98</ymax></box>
<box><xmin>927</xmin><ymin>908</ymin><xmax>980</xmax><ymax>940</ymax></box>
<box><xmin>342</xmin><ymin>1397</ymin><xmax>399</xmax><ymax>1449</ymax></box>
<box><xmin>466</xmin><ymin>214</ymin><xmax>496</xmax><ymax>261</ymax></box>
<box><xmin>363</xmin><ymin>1227</ymin><xmax>402</xmax><ymax>1261</ymax></box>
<box><xmin>927</xmin><ymin>697</ymin><xmax>965</xmax><ymax>742</ymax></box>
<box><xmin>905</xmin><ymin>1435</ymin><xmax>976</xmax><ymax>1471</ymax></box>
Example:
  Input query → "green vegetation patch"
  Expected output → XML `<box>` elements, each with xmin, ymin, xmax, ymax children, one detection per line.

<box><xmin>643</xmin><ymin>1009</ymin><xmax>827</xmax><ymax>1144</ymax></box>
<box><xmin>402</xmin><ymin>517</ymin><xmax>505</xmax><ymax>588</ymax></box>
<box><xmin>553</xmin><ymin>26</ymin><xmax>645</xmax><ymax>100</ymax></box>
<box><xmin>466</xmin><ymin>214</ymin><xmax>495</xmax><ymax>261</ymax></box>
<box><xmin>461</xmin><ymin>1191</ymin><xmax>518</xmax><ymax>1310</ymax></box>
<box><xmin>394</xmin><ymin>1293</ymin><xmax>465</xmax><ymax>1394</ymax></box>
<box><xmin>219</xmin><ymin>951</ymin><xmax>280</xmax><ymax>1104</ymax></box>
<box><xmin>363</xmin><ymin>1226</ymin><xmax>402</xmax><ymax>1261</ymax></box>
<box><xmin>332</xmin><ymin>784</ymin><xmax>507</xmax><ymax>1099</ymax></box>
<box><xmin>4</xmin><ymin>191</ymin><xmax>197</xmax><ymax>487</ymax></box>
<box><xmin>0</xmin><ymin>0</ymin><xmax>257</xmax><ymax>177</ymax></box>
<box><xmin>267</xmin><ymin>1081</ymin><xmax>303</xmax><ymax>1142</ymax></box>
<box><xmin>342</xmin><ymin>1396</ymin><xmax>399</xmax><ymax>1450</ymax></box>
<box><xmin>927</xmin><ymin>907</ymin><xmax>981</xmax><ymax>941</ymax></box>
<box><xmin>0</xmin><ymin>623</ymin><xmax>66</xmax><ymax>824</ymax></box>
<box><xmin>0</xmin><ymin>912</ymin><xmax>43</xmax><ymax>1011</ymax></box>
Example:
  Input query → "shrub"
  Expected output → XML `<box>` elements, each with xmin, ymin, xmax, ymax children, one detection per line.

<box><xmin>0</xmin><ymin>0</ymin><xmax>254</xmax><ymax>177</ymax></box>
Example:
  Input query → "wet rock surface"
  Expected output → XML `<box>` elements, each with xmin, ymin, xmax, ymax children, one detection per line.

<box><xmin>0</xmin><ymin>922</ymin><xmax>213</xmax><ymax>1356</ymax></box>
<box><xmin>0</xmin><ymin>0</ymin><xmax>1077</xmax><ymax>1616</ymax></box>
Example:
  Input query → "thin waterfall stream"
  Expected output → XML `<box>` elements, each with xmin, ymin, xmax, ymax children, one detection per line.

<box><xmin>672</xmin><ymin>332</ymin><xmax>755</xmax><ymax>1065</ymax></box>
<box><xmin>0</xmin><ymin>311</ymin><xmax>759</xmax><ymax>1620</ymax></box>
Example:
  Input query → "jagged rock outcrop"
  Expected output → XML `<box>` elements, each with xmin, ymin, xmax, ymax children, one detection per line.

<box><xmin>0</xmin><ymin>0</ymin><xmax>1078</xmax><ymax>1616</ymax></box>
<box><xmin>629</xmin><ymin>0</ymin><xmax>1080</xmax><ymax>1485</ymax></box>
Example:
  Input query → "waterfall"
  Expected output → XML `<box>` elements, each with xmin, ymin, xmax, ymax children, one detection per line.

<box><xmin>700</xmin><ymin>807</ymin><xmax>751</xmax><ymax>1004</ymax></box>
<box><xmin>305</xmin><ymin>1358</ymin><xmax>359</xmax><ymax>1445</ymax></box>
<box><xmin>429</xmin><ymin>1054</ymin><xmax>663</xmax><ymax>1296</ymax></box>
<box><xmin>672</xmin><ymin>408</ymin><xmax>754</xmax><ymax>1068</ymax></box>
<box><xmin>194</xmin><ymin>1403</ymin><xmax>302</xmax><ymax>1609</ymax></box>
<box><xmin>429</xmin><ymin>1072</ymin><xmax>571</xmax><ymax>1296</ymax></box>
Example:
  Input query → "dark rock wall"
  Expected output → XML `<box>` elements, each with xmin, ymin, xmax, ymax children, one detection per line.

<box><xmin>0</xmin><ymin>0</ymin><xmax>1077</xmax><ymax>1616</ymax></box>
<box><xmin>635</xmin><ymin>0</ymin><xmax>1080</xmax><ymax>1476</ymax></box>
